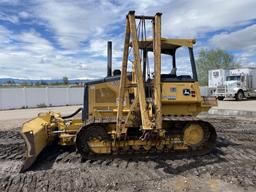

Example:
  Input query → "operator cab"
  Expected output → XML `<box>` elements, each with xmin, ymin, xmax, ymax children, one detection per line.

<box><xmin>135</xmin><ymin>38</ymin><xmax>197</xmax><ymax>83</ymax></box>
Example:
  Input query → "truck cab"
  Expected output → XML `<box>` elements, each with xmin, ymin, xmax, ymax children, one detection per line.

<box><xmin>223</xmin><ymin>74</ymin><xmax>246</xmax><ymax>100</ymax></box>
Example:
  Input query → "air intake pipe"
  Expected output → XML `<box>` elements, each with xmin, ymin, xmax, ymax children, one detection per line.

<box><xmin>107</xmin><ymin>41</ymin><xmax>112</xmax><ymax>77</ymax></box>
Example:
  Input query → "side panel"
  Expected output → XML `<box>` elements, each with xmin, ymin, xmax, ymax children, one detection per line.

<box><xmin>84</xmin><ymin>80</ymin><xmax>213</xmax><ymax>118</ymax></box>
<box><xmin>87</xmin><ymin>80</ymin><xmax>131</xmax><ymax>118</ymax></box>
<box><xmin>161</xmin><ymin>82</ymin><xmax>210</xmax><ymax>116</ymax></box>
<box><xmin>161</xmin><ymin>82</ymin><xmax>201</xmax><ymax>102</ymax></box>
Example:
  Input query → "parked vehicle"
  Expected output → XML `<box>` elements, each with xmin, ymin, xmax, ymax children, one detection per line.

<box><xmin>209</xmin><ymin>68</ymin><xmax>256</xmax><ymax>100</ymax></box>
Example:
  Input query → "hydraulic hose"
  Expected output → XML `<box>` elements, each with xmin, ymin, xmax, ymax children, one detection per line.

<box><xmin>62</xmin><ymin>107</ymin><xmax>83</xmax><ymax>119</ymax></box>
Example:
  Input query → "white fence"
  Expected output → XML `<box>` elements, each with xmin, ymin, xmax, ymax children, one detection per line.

<box><xmin>0</xmin><ymin>86</ymin><xmax>211</xmax><ymax>110</ymax></box>
<box><xmin>0</xmin><ymin>87</ymin><xmax>84</xmax><ymax>110</ymax></box>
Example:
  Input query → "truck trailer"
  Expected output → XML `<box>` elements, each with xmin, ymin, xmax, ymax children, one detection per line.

<box><xmin>208</xmin><ymin>69</ymin><xmax>229</xmax><ymax>95</ymax></box>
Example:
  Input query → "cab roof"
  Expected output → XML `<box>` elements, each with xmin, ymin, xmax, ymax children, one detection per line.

<box><xmin>130</xmin><ymin>38</ymin><xmax>196</xmax><ymax>55</ymax></box>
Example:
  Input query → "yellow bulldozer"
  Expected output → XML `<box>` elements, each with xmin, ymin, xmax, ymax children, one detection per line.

<box><xmin>20</xmin><ymin>11</ymin><xmax>217</xmax><ymax>172</ymax></box>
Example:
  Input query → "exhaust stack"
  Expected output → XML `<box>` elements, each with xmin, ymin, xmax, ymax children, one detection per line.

<box><xmin>107</xmin><ymin>41</ymin><xmax>112</xmax><ymax>77</ymax></box>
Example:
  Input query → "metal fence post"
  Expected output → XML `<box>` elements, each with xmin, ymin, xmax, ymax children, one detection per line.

<box><xmin>23</xmin><ymin>87</ymin><xmax>27</xmax><ymax>108</ymax></box>
<box><xmin>45</xmin><ymin>87</ymin><xmax>49</xmax><ymax>106</ymax></box>
<box><xmin>66</xmin><ymin>87</ymin><xmax>70</xmax><ymax>105</ymax></box>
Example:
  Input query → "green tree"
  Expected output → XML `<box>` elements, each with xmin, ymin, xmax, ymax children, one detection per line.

<box><xmin>196</xmin><ymin>49</ymin><xmax>239</xmax><ymax>86</ymax></box>
<box><xmin>35</xmin><ymin>81</ymin><xmax>41</xmax><ymax>86</ymax></box>
<box><xmin>6</xmin><ymin>80</ymin><xmax>15</xmax><ymax>85</ymax></box>
<box><xmin>40</xmin><ymin>80</ymin><xmax>48</xmax><ymax>85</ymax></box>
<box><xmin>63</xmin><ymin>76</ymin><xmax>69</xmax><ymax>85</ymax></box>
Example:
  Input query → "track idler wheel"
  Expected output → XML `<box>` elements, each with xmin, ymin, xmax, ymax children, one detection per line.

<box><xmin>183</xmin><ymin>120</ymin><xmax>217</xmax><ymax>155</ymax></box>
<box><xmin>75</xmin><ymin>124</ymin><xmax>110</xmax><ymax>158</ymax></box>
<box><xmin>184</xmin><ymin>123</ymin><xmax>204</xmax><ymax>147</ymax></box>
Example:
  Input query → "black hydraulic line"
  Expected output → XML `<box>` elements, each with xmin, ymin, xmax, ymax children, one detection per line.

<box><xmin>62</xmin><ymin>107</ymin><xmax>83</xmax><ymax>119</ymax></box>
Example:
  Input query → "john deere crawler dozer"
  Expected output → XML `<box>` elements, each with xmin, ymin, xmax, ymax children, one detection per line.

<box><xmin>20</xmin><ymin>11</ymin><xmax>217</xmax><ymax>172</ymax></box>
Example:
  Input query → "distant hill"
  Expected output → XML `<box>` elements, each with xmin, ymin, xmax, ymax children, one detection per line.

<box><xmin>0</xmin><ymin>78</ymin><xmax>89</xmax><ymax>85</ymax></box>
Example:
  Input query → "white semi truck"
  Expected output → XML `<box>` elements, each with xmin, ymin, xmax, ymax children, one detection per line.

<box><xmin>208</xmin><ymin>68</ymin><xmax>256</xmax><ymax>100</ymax></box>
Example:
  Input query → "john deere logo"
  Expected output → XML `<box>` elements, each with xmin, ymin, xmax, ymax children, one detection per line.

<box><xmin>183</xmin><ymin>89</ymin><xmax>190</xmax><ymax>96</ymax></box>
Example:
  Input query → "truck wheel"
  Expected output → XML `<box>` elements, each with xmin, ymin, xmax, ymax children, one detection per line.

<box><xmin>217</xmin><ymin>96</ymin><xmax>225</xmax><ymax>101</ymax></box>
<box><xmin>235</xmin><ymin>91</ymin><xmax>244</xmax><ymax>101</ymax></box>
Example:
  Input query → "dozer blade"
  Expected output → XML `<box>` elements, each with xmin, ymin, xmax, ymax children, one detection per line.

<box><xmin>20</xmin><ymin>114</ymin><xmax>52</xmax><ymax>172</ymax></box>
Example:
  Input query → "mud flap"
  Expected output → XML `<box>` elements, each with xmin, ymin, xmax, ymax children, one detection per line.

<box><xmin>19</xmin><ymin>115</ymin><xmax>51</xmax><ymax>172</ymax></box>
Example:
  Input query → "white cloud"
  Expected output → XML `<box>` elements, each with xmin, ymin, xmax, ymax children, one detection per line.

<box><xmin>32</xmin><ymin>0</ymin><xmax>123</xmax><ymax>49</ymax></box>
<box><xmin>31</xmin><ymin>0</ymin><xmax>174</xmax><ymax>50</ymax></box>
<box><xmin>162</xmin><ymin>0</ymin><xmax>256</xmax><ymax>37</ymax></box>
<box><xmin>15</xmin><ymin>30</ymin><xmax>54</xmax><ymax>54</ymax></box>
<box><xmin>128</xmin><ymin>0</ymin><xmax>170</xmax><ymax>13</ymax></box>
<box><xmin>0</xmin><ymin>0</ymin><xmax>256</xmax><ymax>79</ymax></box>
<box><xmin>18</xmin><ymin>11</ymin><xmax>31</xmax><ymax>19</ymax></box>
<box><xmin>236</xmin><ymin>52</ymin><xmax>256</xmax><ymax>67</ymax></box>
<box><xmin>210</xmin><ymin>24</ymin><xmax>256</xmax><ymax>67</ymax></box>
<box><xmin>210</xmin><ymin>24</ymin><xmax>256</xmax><ymax>51</ymax></box>
<box><xmin>0</xmin><ymin>25</ymin><xmax>11</xmax><ymax>42</ymax></box>
<box><xmin>0</xmin><ymin>28</ymin><xmax>107</xmax><ymax>79</ymax></box>
<box><xmin>0</xmin><ymin>12</ymin><xmax>19</xmax><ymax>23</ymax></box>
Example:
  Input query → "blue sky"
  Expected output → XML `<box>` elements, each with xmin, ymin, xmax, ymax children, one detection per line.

<box><xmin>0</xmin><ymin>0</ymin><xmax>255</xmax><ymax>79</ymax></box>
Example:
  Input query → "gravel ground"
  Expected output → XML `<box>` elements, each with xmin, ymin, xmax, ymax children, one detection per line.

<box><xmin>0</xmin><ymin>104</ymin><xmax>256</xmax><ymax>191</ymax></box>
<box><xmin>212</xmin><ymin>99</ymin><xmax>256</xmax><ymax>112</ymax></box>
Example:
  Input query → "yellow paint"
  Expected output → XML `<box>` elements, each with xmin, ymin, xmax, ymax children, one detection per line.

<box><xmin>184</xmin><ymin>124</ymin><xmax>204</xmax><ymax>145</ymax></box>
<box><xmin>21</xmin><ymin>113</ymin><xmax>53</xmax><ymax>156</ymax></box>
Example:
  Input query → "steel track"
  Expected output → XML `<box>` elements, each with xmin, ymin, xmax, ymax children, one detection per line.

<box><xmin>76</xmin><ymin>116</ymin><xmax>217</xmax><ymax>158</ymax></box>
